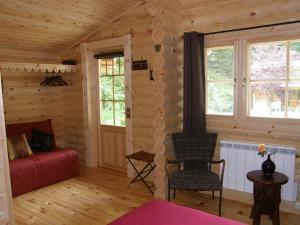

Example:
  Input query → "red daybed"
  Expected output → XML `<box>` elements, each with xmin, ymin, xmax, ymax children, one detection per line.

<box><xmin>6</xmin><ymin>119</ymin><xmax>79</xmax><ymax>197</ymax></box>
<box><xmin>109</xmin><ymin>200</ymin><xmax>247</xmax><ymax>225</ymax></box>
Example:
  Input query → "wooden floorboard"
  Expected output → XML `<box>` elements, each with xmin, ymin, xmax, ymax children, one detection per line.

<box><xmin>13</xmin><ymin>167</ymin><xmax>300</xmax><ymax>225</ymax></box>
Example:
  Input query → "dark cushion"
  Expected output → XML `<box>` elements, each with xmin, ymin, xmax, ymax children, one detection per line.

<box><xmin>30</xmin><ymin>129</ymin><xmax>53</xmax><ymax>152</ymax></box>
<box><xmin>6</xmin><ymin>119</ymin><xmax>57</xmax><ymax>149</ymax></box>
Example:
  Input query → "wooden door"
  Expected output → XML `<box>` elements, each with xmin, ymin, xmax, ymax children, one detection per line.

<box><xmin>98</xmin><ymin>55</ymin><xmax>128</xmax><ymax>172</ymax></box>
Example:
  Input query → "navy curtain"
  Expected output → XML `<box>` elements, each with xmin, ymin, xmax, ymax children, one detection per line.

<box><xmin>183</xmin><ymin>32</ymin><xmax>206</xmax><ymax>133</ymax></box>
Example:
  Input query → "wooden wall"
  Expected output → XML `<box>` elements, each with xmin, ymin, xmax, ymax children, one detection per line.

<box><xmin>1</xmin><ymin>50</ymin><xmax>85</xmax><ymax>165</ymax></box>
<box><xmin>85</xmin><ymin>8</ymin><xmax>156</xmax><ymax>156</ymax></box>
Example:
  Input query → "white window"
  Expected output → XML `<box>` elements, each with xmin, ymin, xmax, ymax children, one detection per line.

<box><xmin>205</xmin><ymin>46</ymin><xmax>235</xmax><ymax>115</ymax></box>
<box><xmin>248</xmin><ymin>40</ymin><xmax>300</xmax><ymax>118</ymax></box>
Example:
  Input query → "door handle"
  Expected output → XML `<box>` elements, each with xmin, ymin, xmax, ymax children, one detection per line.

<box><xmin>126</xmin><ymin>107</ymin><xmax>131</xmax><ymax>119</ymax></box>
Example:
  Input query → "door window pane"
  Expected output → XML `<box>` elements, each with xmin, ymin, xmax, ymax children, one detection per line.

<box><xmin>99</xmin><ymin>60</ymin><xmax>107</xmax><ymax>76</ymax></box>
<box><xmin>98</xmin><ymin>55</ymin><xmax>126</xmax><ymax>126</ymax></box>
<box><xmin>100</xmin><ymin>101</ymin><xmax>114</xmax><ymax>125</ymax></box>
<box><xmin>114</xmin><ymin>102</ymin><xmax>126</xmax><ymax>126</ymax></box>
<box><xmin>114</xmin><ymin>76</ymin><xmax>125</xmax><ymax>101</ymax></box>
<box><xmin>113</xmin><ymin>57</ymin><xmax>120</xmax><ymax>75</ymax></box>
<box><xmin>100</xmin><ymin>77</ymin><xmax>113</xmax><ymax>100</ymax></box>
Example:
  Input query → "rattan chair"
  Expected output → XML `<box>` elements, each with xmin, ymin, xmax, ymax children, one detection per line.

<box><xmin>166</xmin><ymin>132</ymin><xmax>225</xmax><ymax>216</ymax></box>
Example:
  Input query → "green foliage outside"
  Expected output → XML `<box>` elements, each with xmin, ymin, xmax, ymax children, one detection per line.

<box><xmin>99</xmin><ymin>57</ymin><xmax>126</xmax><ymax>126</ymax></box>
<box><xmin>207</xmin><ymin>47</ymin><xmax>234</xmax><ymax>114</ymax></box>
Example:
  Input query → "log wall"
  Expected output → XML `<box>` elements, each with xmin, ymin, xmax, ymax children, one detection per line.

<box><xmin>1</xmin><ymin>51</ymin><xmax>85</xmax><ymax>165</ymax></box>
<box><xmin>86</xmin><ymin>8</ymin><xmax>156</xmax><ymax>158</ymax></box>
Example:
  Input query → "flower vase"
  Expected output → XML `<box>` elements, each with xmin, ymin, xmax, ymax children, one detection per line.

<box><xmin>261</xmin><ymin>154</ymin><xmax>276</xmax><ymax>176</ymax></box>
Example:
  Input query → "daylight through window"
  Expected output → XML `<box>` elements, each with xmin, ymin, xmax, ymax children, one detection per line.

<box><xmin>248</xmin><ymin>40</ymin><xmax>300</xmax><ymax>118</ymax></box>
<box><xmin>99</xmin><ymin>56</ymin><xmax>126</xmax><ymax>126</ymax></box>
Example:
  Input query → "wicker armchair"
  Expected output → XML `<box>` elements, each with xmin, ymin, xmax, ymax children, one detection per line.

<box><xmin>166</xmin><ymin>132</ymin><xmax>225</xmax><ymax>216</ymax></box>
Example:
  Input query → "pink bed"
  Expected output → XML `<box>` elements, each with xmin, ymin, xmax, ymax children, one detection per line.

<box><xmin>109</xmin><ymin>200</ymin><xmax>246</xmax><ymax>225</ymax></box>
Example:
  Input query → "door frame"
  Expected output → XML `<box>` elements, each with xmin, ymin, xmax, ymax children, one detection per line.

<box><xmin>80</xmin><ymin>35</ymin><xmax>133</xmax><ymax>176</ymax></box>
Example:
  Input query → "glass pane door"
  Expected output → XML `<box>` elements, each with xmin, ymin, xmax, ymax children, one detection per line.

<box><xmin>99</xmin><ymin>56</ymin><xmax>125</xmax><ymax>126</ymax></box>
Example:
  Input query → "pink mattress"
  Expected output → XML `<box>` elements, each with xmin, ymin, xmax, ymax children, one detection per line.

<box><xmin>108</xmin><ymin>200</ymin><xmax>246</xmax><ymax>225</ymax></box>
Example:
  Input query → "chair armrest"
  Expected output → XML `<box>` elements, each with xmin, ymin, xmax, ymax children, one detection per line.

<box><xmin>166</xmin><ymin>159</ymin><xmax>181</xmax><ymax>164</ymax></box>
<box><xmin>165</xmin><ymin>159</ymin><xmax>181</xmax><ymax>175</ymax></box>
<box><xmin>209</xmin><ymin>159</ymin><xmax>225</xmax><ymax>184</ymax></box>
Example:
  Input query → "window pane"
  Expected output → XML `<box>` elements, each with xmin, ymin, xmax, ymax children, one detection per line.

<box><xmin>100</xmin><ymin>77</ymin><xmax>113</xmax><ymax>100</ymax></box>
<box><xmin>249</xmin><ymin>82</ymin><xmax>285</xmax><ymax>117</ymax></box>
<box><xmin>106</xmin><ymin>59</ymin><xmax>113</xmax><ymax>75</ymax></box>
<box><xmin>114</xmin><ymin>76</ymin><xmax>125</xmax><ymax>100</ymax></box>
<box><xmin>290</xmin><ymin>41</ymin><xmax>300</xmax><ymax>79</ymax></box>
<box><xmin>250</xmin><ymin>42</ymin><xmax>287</xmax><ymax>80</ymax></box>
<box><xmin>207</xmin><ymin>82</ymin><xmax>234</xmax><ymax>115</ymax></box>
<box><xmin>101</xmin><ymin>101</ymin><xmax>114</xmax><ymax>125</ymax></box>
<box><xmin>119</xmin><ymin>57</ymin><xmax>124</xmax><ymax>74</ymax></box>
<box><xmin>113</xmin><ymin>57</ymin><xmax>120</xmax><ymax>75</ymax></box>
<box><xmin>99</xmin><ymin>59</ymin><xmax>106</xmax><ymax>76</ymax></box>
<box><xmin>288</xmin><ymin>82</ymin><xmax>300</xmax><ymax>118</ymax></box>
<box><xmin>114</xmin><ymin>102</ymin><xmax>126</xmax><ymax>126</ymax></box>
<box><xmin>207</xmin><ymin>47</ymin><xmax>234</xmax><ymax>80</ymax></box>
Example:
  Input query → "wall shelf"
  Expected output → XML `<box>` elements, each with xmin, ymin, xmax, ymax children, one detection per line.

<box><xmin>0</xmin><ymin>62</ymin><xmax>77</xmax><ymax>73</ymax></box>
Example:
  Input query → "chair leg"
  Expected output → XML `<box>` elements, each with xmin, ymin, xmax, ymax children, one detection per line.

<box><xmin>212</xmin><ymin>191</ymin><xmax>215</xmax><ymax>199</ymax></box>
<box><xmin>219</xmin><ymin>190</ymin><xmax>223</xmax><ymax>216</ymax></box>
<box><xmin>173</xmin><ymin>189</ymin><xmax>176</xmax><ymax>198</ymax></box>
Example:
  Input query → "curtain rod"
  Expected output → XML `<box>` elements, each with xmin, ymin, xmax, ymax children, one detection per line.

<box><xmin>203</xmin><ymin>20</ymin><xmax>300</xmax><ymax>36</ymax></box>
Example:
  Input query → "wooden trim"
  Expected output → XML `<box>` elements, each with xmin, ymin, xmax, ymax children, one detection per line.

<box><xmin>0</xmin><ymin>62</ymin><xmax>77</xmax><ymax>73</ymax></box>
<box><xmin>81</xmin><ymin>43</ymin><xmax>99</xmax><ymax>167</ymax></box>
<box><xmin>80</xmin><ymin>35</ymin><xmax>133</xmax><ymax>173</ymax></box>
<box><xmin>0</xmin><ymin>74</ymin><xmax>15</xmax><ymax>225</ymax></box>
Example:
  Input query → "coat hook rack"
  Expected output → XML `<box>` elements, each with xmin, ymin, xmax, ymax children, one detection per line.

<box><xmin>40</xmin><ymin>73</ymin><xmax>68</xmax><ymax>86</ymax></box>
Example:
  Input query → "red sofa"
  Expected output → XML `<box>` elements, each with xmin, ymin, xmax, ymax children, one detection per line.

<box><xmin>6</xmin><ymin>119</ymin><xmax>79</xmax><ymax>197</ymax></box>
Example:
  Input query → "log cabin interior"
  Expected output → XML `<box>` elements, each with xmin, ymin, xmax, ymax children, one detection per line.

<box><xmin>0</xmin><ymin>0</ymin><xmax>300</xmax><ymax>225</ymax></box>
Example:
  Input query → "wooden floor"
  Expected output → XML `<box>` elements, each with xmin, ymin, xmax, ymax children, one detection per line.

<box><xmin>13</xmin><ymin>167</ymin><xmax>300</xmax><ymax>225</ymax></box>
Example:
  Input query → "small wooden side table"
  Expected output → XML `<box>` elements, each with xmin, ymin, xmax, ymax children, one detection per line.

<box><xmin>247</xmin><ymin>170</ymin><xmax>288</xmax><ymax>225</ymax></box>
<box><xmin>126</xmin><ymin>151</ymin><xmax>156</xmax><ymax>194</ymax></box>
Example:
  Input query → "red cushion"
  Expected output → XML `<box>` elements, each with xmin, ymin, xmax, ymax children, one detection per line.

<box><xmin>9</xmin><ymin>149</ymin><xmax>79</xmax><ymax>197</ymax></box>
<box><xmin>6</xmin><ymin>119</ymin><xmax>57</xmax><ymax>149</ymax></box>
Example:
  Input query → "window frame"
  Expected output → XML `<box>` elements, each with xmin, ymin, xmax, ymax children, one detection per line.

<box><xmin>246</xmin><ymin>39</ymin><xmax>300</xmax><ymax>119</ymax></box>
<box><xmin>205</xmin><ymin>31</ymin><xmax>300</xmax><ymax>125</ymax></box>
<box><xmin>205</xmin><ymin>40</ymin><xmax>240</xmax><ymax>121</ymax></box>
<box><xmin>205</xmin><ymin>45</ymin><xmax>236</xmax><ymax>117</ymax></box>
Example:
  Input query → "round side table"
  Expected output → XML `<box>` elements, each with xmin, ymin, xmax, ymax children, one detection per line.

<box><xmin>247</xmin><ymin>170</ymin><xmax>288</xmax><ymax>225</ymax></box>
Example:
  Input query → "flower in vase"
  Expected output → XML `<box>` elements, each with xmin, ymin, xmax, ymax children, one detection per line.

<box><xmin>257</xmin><ymin>143</ymin><xmax>266</xmax><ymax>157</ymax></box>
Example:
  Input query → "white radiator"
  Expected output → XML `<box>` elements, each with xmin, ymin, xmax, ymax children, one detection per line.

<box><xmin>220</xmin><ymin>140</ymin><xmax>298</xmax><ymax>201</ymax></box>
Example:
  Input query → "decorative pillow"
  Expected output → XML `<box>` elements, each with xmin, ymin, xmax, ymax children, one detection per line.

<box><xmin>9</xmin><ymin>134</ymin><xmax>33</xmax><ymax>159</ymax></box>
<box><xmin>6</xmin><ymin>137</ymin><xmax>16</xmax><ymax>160</ymax></box>
<box><xmin>30</xmin><ymin>129</ymin><xmax>53</xmax><ymax>152</ymax></box>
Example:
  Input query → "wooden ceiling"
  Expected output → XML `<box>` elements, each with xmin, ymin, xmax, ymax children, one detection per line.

<box><xmin>0</xmin><ymin>0</ymin><xmax>141</xmax><ymax>53</ymax></box>
<box><xmin>0</xmin><ymin>0</ymin><xmax>299</xmax><ymax>53</ymax></box>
